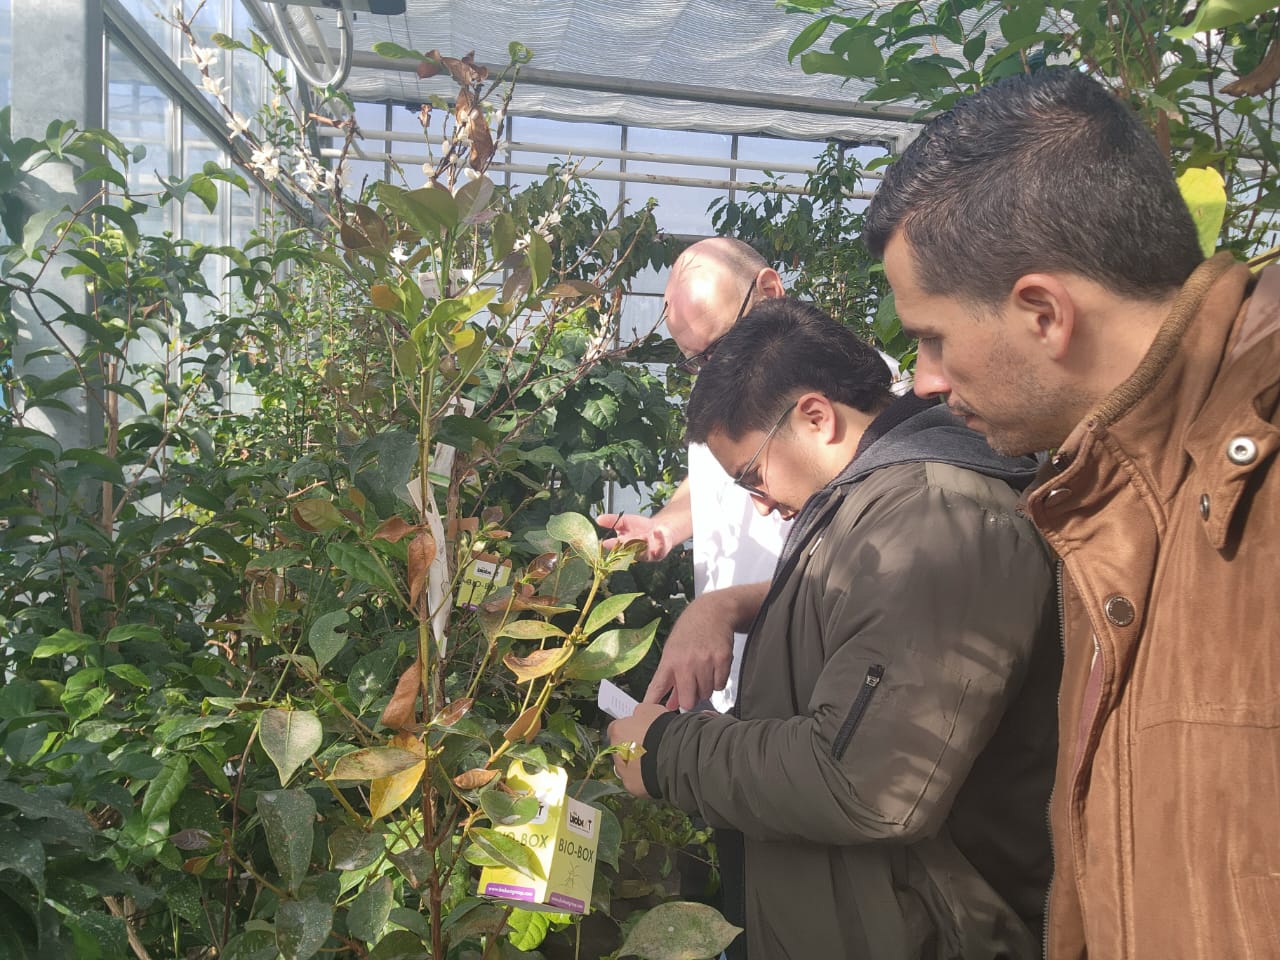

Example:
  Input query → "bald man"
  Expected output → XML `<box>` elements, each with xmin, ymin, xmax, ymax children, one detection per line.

<box><xmin>597</xmin><ymin>238</ymin><xmax>789</xmax><ymax>711</ymax></box>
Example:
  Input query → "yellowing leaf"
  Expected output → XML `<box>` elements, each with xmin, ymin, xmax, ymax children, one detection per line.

<box><xmin>368</xmin><ymin>758</ymin><xmax>426</xmax><ymax>819</ymax></box>
<box><xmin>502</xmin><ymin>645</ymin><xmax>573</xmax><ymax>683</ymax></box>
<box><xmin>371</xmin><ymin>283</ymin><xmax>400</xmax><ymax>311</ymax></box>
<box><xmin>329</xmin><ymin>746</ymin><xmax>424</xmax><ymax>781</ymax></box>
<box><xmin>1177</xmin><ymin>167</ymin><xmax>1227</xmax><ymax>257</ymax></box>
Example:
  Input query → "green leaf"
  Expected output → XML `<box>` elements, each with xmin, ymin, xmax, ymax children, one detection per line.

<box><xmin>788</xmin><ymin>15</ymin><xmax>833</xmax><ymax>61</ymax></box>
<box><xmin>97</xmin><ymin>204</ymin><xmax>140</xmax><ymax>252</ymax></box>
<box><xmin>563</xmin><ymin>619</ymin><xmax>659</xmax><ymax>681</ymax></box>
<box><xmin>275</xmin><ymin>896</ymin><xmax>333</xmax><ymax>960</ymax></box>
<box><xmin>141</xmin><ymin>755</ymin><xmax>189</xmax><ymax>823</ymax></box>
<box><xmin>259</xmin><ymin>709</ymin><xmax>324</xmax><ymax>787</ymax></box>
<box><xmin>507</xmin><ymin>908</ymin><xmax>556</xmax><ymax>951</ymax></box>
<box><xmin>832</xmin><ymin>28</ymin><xmax>883</xmax><ymax>77</ymax></box>
<box><xmin>527</xmin><ymin>233</ymin><xmax>553</xmax><ymax>288</ymax></box>
<box><xmin>349</xmin><ymin>647</ymin><xmax>395</xmax><ymax>713</ymax></box>
<box><xmin>618</xmin><ymin>902</ymin><xmax>743</xmax><ymax>960</ymax></box>
<box><xmin>545</xmin><ymin>512</ymin><xmax>599</xmax><ymax>559</ymax></box>
<box><xmin>257</xmin><ymin>789</ymin><xmax>316</xmax><ymax>894</ymax></box>
<box><xmin>107</xmin><ymin>664</ymin><xmax>150</xmax><ymax>689</ymax></box>
<box><xmin>1177</xmin><ymin>167</ymin><xmax>1226</xmax><ymax>257</ymax></box>
<box><xmin>368</xmin><ymin>930</ymin><xmax>430</xmax><ymax>960</ymax></box>
<box><xmin>583</xmin><ymin>592</ymin><xmax>642</xmax><ymax>636</ymax></box>
<box><xmin>401</xmin><ymin>184</ymin><xmax>459</xmax><ymax>235</ymax></box>
<box><xmin>347</xmin><ymin>876</ymin><xmax>394</xmax><ymax>942</ymax></box>
<box><xmin>329</xmin><ymin>747</ymin><xmax>424</xmax><ymax>782</ymax></box>
<box><xmin>327</xmin><ymin>541</ymin><xmax>399</xmax><ymax>594</ymax></box>
<box><xmin>104</xmin><ymin>623</ymin><xmax>164</xmax><ymax>645</ymax></box>
<box><xmin>962</xmin><ymin>31</ymin><xmax>987</xmax><ymax>64</ymax></box>
<box><xmin>581</xmin><ymin>393</ymin><xmax>620</xmax><ymax>428</ymax></box>
<box><xmin>1171</xmin><ymin>0</ymin><xmax>1275</xmax><ymax>38</ymax></box>
<box><xmin>307</xmin><ymin>610</ymin><xmax>350</xmax><ymax>668</ymax></box>
<box><xmin>467</xmin><ymin>826</ymin><xmax>545</xmax><ymax>880</ymax></box>
<box><xmin>329</xmin><ymin>827</ymin><xmax>385</xmax><ymax>871</ymax></box>
<box><xmin>999</xmin><ymin>1</ymin><xmax>1044</xmax><ymax>43</ymax></box>
<box><xmin>496</xmin><ymin>620</ymin><xmax>569</xmax><ymax>641</ymax></box>
<box><xmin>0</xmin><ymin>823</ymin><xmax>45</xmax><ymax>893</ymax></box>
<box><xmin>479</xmin><ymin>787</ymin><xmax>540</xmax><ymax>827</ymax></box>
<box><xmin>454</xmin><ymin>174</ymin><xmax>495</xmax><ymax>225</ymax></box>
<box><xmin>31</xmin><ymin>628</ymin><xmax>94</xmax><ymax>659</ymax></box>
<box><xmin>412</xmin><ymin>288</ymin><xmax>497</xmax><ymax>351</ymax></box>
<box><xmin>372</xmin><ymin>40</ymin><xmax>421</xmax><ymax>60</ymax></box>
<box><xmin>491</xmin><ymin>212</ymin><xmax>516</xmax><ymax>260</ymax></box>
<box><xmin>222</xmin><ymin>930</ymin><xmax>278</xmax><ymax>960</ymax></box>
<box><xmin>295</xmin><ymin>498</ymin><xmax>347</xmax><ymax>531</ymax></box>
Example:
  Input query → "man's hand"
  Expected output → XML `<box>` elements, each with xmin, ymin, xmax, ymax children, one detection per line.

<box><xmin>595</xmin><ymin>512</ymin><xmax>672</xmax><ymax>561</ymax></box>
<box><xmin>608</xmin><ymin>702</ymin><xmax>669</xmax><ymax>798</ymax></box>
<box><xmin>645</xmin><ymin>583</ymin><xmax>769</xmax><ymax>711</ymax></box>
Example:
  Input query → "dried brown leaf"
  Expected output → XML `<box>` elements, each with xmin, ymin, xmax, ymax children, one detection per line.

<box><xmin>373</xmin><ymin>516</ymin><xmax>416</xmax><ymax>544</ymax></box>
<box><xmin>380</xmin><ymin>659</ymin><xmax>421</xmax><ymax>730</ymax></box>
<box><xmin>452</xmin><ymin>767</ymin><xmax>500</xmax><ymax>790</ymax></box>
<box><xmin>504</xmin><ymin>705</ymin><xmax>542</xmax><ymax>743</ymax></box>
<box><xmin>407</xmin><ymin>531</ymin><xmax>438</xmax><ymax>610</ymax></box>
<box><xmin>431</xmin><ymin>697</ymin><xmax>474</xmax><ymax>727</ymax></box>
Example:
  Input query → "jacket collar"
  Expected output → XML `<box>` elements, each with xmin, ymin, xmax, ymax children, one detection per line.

<box><xmin>1029</xmin><ymin>255</ymin><xmax>1280</xmax><ymax>543</ymax></box>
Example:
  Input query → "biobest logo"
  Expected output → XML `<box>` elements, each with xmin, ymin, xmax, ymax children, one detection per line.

<box><xmin>566</xmin><ymin>802</ymin><xmax>595</xmax><ymax>839</ymax></box>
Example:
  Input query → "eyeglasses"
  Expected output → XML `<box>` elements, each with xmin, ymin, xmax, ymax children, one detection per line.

<box><xmin>675</xmin><ymin>276</ymin><xmax>758</xmax><ymax>374</ymax></box>
<box><xmin>733</xmin><ymin>401</ymin><xmax>796</xmax><ymax>499</ymax></box>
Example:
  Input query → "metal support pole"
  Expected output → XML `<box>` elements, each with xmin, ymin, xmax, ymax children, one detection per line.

<box><xmin>10</xmin><ymin>0</ymin><xmax>106</xmax><ymax>451</ymax></box>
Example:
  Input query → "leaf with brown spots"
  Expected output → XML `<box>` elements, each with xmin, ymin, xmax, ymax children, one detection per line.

<box><xmin>525</xmin><ymin>552</ymin><xmax>560</xmax><ymax>582</ymax></box>
<box><xmin>430</xmin><ymin>697</ymin><xmax>474</xmax><ymax>727</ymax></box>
<box><xmin>380</xmin><ymin>659</ymin><xmax>421</xmax><ymax>730</ymax></box>
<box><xmin>407</xmin><ymin>530</ymin><xmax>437</xmax><ymax>610</ymax></box>
<box><xmin>503</xmin><ymin>645</ymin><xmax>573</xmax><ymax>683</ymax></box>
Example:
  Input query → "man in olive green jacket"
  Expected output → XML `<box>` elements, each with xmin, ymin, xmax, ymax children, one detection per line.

<box><xmin>610</xmin><ymin>299</ymin><xmax>1059</xmax><ymax>959</ymax></box>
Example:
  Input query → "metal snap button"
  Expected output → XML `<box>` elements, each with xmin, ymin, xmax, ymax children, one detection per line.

<box><xmin>1227</xmin><ymin>437</ymin><xmax>1258</xmax><ymax>465</ymax></box>
<box><xmin>1199</xmin><ymin>494</ymin><xmax>1210</xmax><ymax>520</ymax></box>
<box><xmin>1044</xmin><ymin>487</ymin><xmax>1071</xmax><ymax>507</ymax></box>
<box><xmin>1104</xmin><ymin>595</ymin><xmax>1136</xmax><ymax>627</ymax></box>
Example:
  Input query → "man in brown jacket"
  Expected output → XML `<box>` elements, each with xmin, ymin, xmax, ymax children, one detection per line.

<box><xmin>864</xmin><ymin>67</ymin><xmax>1280</xmax><ymax>958</ymax></box>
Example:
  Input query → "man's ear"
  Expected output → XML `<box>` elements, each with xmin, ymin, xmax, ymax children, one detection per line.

<box><xmin>1010</xmin><ymin>273</ymin><xmax>1076</xmax><ymax>361</ymax></box>
<box><xmin>757</xmin><ymin>267</ymin><xmax>785</xmax><ymax>300</ymax></box>
<box><xmin>795</xmin><ymin>392</ymin><xmax>837</xmax><ymax>442</ymax></box>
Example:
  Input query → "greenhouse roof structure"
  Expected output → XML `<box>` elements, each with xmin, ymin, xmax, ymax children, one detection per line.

<box><xmin>246</xmin><ymin>0</ymin><xmax>927</xmax><ymax>150</ymax></box>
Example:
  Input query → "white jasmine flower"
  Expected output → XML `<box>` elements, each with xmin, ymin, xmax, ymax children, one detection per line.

<box><xmin>250</xmin><ymin>143</ymin><xmax>280</xmax><ymax>182</ymax></box>
<box><xmin>201</xmin><ymin>74</ymin><xmax>225</xmax><ymax>98</ymax></box>
<box><xmin>390</xmin><ymin>243</ymin><xmax>408</xmax><ymax>264</ymax></box>
<box><xmin>187</xmin><ymin>46</ymin><xmax>218</xmax><ymax>71</ymax></box>
<box><xmin>226</xmin><ymin>113</ymin><xmax>251</xmax><ymax>139</ymax></box>
<box><xmin>293</xmin><ymin>158</ymin><xmax>319</xmax><ymax>193</ymax></box>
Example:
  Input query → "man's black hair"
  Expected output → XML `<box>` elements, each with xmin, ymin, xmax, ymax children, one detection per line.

<box><xmin>686</xmin><ymin>298</ymin><xmax>892</xmax><ymax>444</ymax></box>
<box><xmin>863</xmin><ymin>68</ymin><xmax>1204</xmax><ymax>306</ymax></box>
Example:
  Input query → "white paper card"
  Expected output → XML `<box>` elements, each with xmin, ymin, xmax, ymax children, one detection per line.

<box><xmin>597</xmin><ymin>679</ymin><xmax>638</xmax><ymax>720</ymax></box>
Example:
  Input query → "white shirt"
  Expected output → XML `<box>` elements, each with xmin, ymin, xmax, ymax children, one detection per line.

<box><xmin>687</xmin><ymin>442</ymin><xmax>789</xmax><ymax>711</ymax></box>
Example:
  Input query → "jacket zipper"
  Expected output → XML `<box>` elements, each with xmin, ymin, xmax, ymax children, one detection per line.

<box><xmin>1043</xmin><ymin>558</ymin><xmax>1065</xmax><ymax>960</ymax></box>
<box><xmin>832</xmin><ymin>664</ymin><xmax>885</xmax><ymax>760</ymax></box>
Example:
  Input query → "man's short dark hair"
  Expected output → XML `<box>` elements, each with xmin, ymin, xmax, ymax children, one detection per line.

<box><xmin>686</xmin><ymin>298</ymin><xmax>892</xmax><ymax>444</ymax></box>
<box><xmin>864</xmin><ymin>68</ymin><xmax>1204</xmax><ymax>306</ymax></box>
